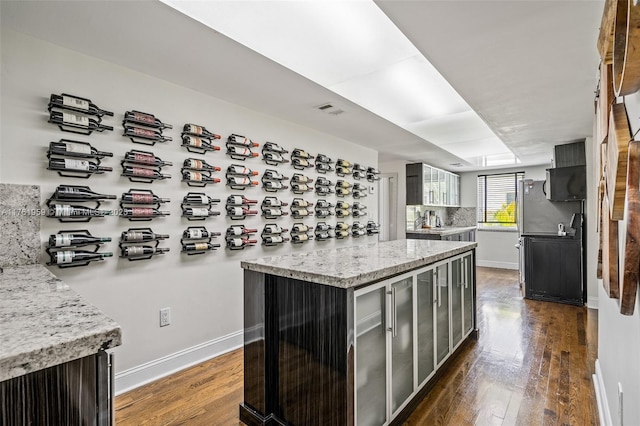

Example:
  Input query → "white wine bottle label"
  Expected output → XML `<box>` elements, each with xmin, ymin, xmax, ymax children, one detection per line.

<box><xmin>231</xmin><ymin>177</ymin><xmax>253</xmax><ymax>185</ymax></box>
<box><xmin>230</xmin><ymin>226</ymin><xmax>243</xmax><ymax>236</ymax></box>
<box><xmin>187</xmin><ymin>159</ymin><xmax>202</xmax><ymax>169</ymax></box>
<box><xmin>64</xmin><ymin>159</ymin><xmax>90</xmax><ymax>171</ymax></box>
<box><xmin>230</xmin><ymin>207</ymin><xmax>244</xmax><ymax>216</ymax></box>
<box><xmin>55</xmin><ymin>251</ymin><xmax>75</xmax><ymax>264</ymax></box>
<box><xmin>62</xmin><ymin>95</ymin><xmax>89</xmax><ymax>111</ymax></box>
<box><xmin>55</xmin><ymin>234</ymin><xmax>73</xmax><ymax>247</ymax></box>
<box><xmin>229</xmin><ymin>238</ymin><xmax>243</xmax><ymax>247</ymax></box>
<box><xmin>265</xmin><ymin>209</ymin><xmax>282</xmax><ymax>216</ymax></box>
<box><xmin>188</xmin><ymin>229</ymin><xmax>204</xmax><ymax>239</ymax></box>
<box><xmin>62</xmin><ymin>112</ymin><xmax>89</xmax><ymax>126</ymax></box>
<box><xmin>229</xmin><ymin>165</ymin><xmax>250</xmax><ymax>174</ymax></box>
<box><xmin>124</xmin><ymin>231</ymin><xmax>144</xmax><ymax>242</ymax></box>
<box><xmin>267</xmin><ymin>182</ymin><xmax>283</xmax><ymax>189</ymax></box>
<box><xmin>295</xmin><ymin>209</ymin><xmax>309</xmax><ymax>216</ymax></box>
<box><xmin>194</xmin><ymin>242</ymin><xmax>209</xmax><ymax>250</ymax></box>
<box><xmin>296</xmin><ymin>200</ymin><xmax>309</xmax><ymax>207</ymax></box>
<box><xmin>295</xmin><ymin>184</ymin><xmax>308</xmax><ymax>191</ymax></box>
<box><xmin>296</xmin><ymin>159</ymin><xmax>309</xmax><ymax>167</ymax></box>
<box><xmin>294</xmin><ymin>225</ymin><xmax>309</xmax><ymax>232</ymax></box>
<box><xmin>126</xmin><ymin>246</ymin><xmax>145</xmax><ymax>256</ymax></box>
<box><xmin>229</xmin><ymin>196</ymin><xmax>243</xmax><ymax>205</ymax></box>
<box><xmin>296</xmin><ymin>234</ymin><xmax>309</xmax><ymax>242</ymax></box>
<box><xmin>265</xmin><ymin>225</ymin><xmax>281</xmax><ymax>234</ymax></box>
<box><xmin>187</xmin><ymin>136</ymin><xmax>203</xmax><ymax>147</ymax></box>
<box><xmin>190</xmin><ymin>125</ymin><xmax>203</xmax><ymax>135</ymax></box>
<box><xmin>188</xmin><ymin>172</ymin><xmax>203</xmax><ymax>181</ymax></box>
<box><xmin>269</xmin><ymin>236</ymin><xmax>284</xmax><ymax>243</ymax></box>
<box><xmin>55</xmin><ymin>205</ymin><xmax>73</xmax><ymax>217</ymax></box>
<box><xmin>267</xmin><ymin>153</ymin><xmax>283</xmax><ymax>161</ymax></box>
<box><xmin>190</xmin><ymin>208</ymin><xmax>210</xmax><ymax>217</ymax></box>
<box><xmin>230</xmin><ymin>146</ymin><xmax>250</xmax><ymax>156</ymax></box>
<box><xmin>64</xmin><ymin>142</ymin><xmax>92</xmax><ymax>154</ymax></box>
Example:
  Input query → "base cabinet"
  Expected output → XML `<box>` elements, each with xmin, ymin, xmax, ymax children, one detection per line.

<box><xmin>406</xmin><ymin>230</ymin><xmax>476</xmax><ymax>242</ymax></box>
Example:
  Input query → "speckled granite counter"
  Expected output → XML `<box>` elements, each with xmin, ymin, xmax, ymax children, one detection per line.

<box><xmin>406</xmin><ymin>226</ymin><xmax>477</xmax><ymax>236</ymax></box>
<box><xmin>0</xmin><ymin>264</ymin><xmax>122</xmax><ymax>382</ymax></box>
<box><xmin>241</xmin><ymin>239</ymin><xmax>477</xmax><ymax>288</ymax></box>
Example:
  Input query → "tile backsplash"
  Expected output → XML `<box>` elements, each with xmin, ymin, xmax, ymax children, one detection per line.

<box><xmin>407</xmin><ymin>205</ymin><xmax>477</xmax><ymax>230</ymax></box>
<box><xmin>0</xmin><ymin>184</ymin><xmax>41</xmax><ymax>268</ymax></box>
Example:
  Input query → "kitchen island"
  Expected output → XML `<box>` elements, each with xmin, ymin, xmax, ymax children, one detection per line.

<box><xmin>239</xmin><ymin>239</ymin><xmax>477</xmax><ymax>426</ymax></box>
<box><xmin>406</xmin><ymin>225</ymin><xmax>477</xmax><ymax>241</ymax></box>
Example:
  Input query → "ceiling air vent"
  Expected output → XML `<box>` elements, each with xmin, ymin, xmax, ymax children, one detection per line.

<box><xmin>315</xmin><ymin>103</ymin><xmax>345</xmax><ymax>116</ymax></box>
<box><xmin>449</xmin><ymin>163</ymin><xmax>463</xmax><ymax>167</ymax></box>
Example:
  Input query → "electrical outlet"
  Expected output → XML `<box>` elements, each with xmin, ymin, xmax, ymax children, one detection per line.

<box><xmin>160</xmin><ymin>307</ymin><xmax>171</xmax><ymax>327</ymax></box>
<box><xmin>618</xmin><ymin>382</ymin><xmax>624</xmax><ymax>426</ymax></box>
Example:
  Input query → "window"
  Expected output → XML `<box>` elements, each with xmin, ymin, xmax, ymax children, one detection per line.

<box><xmin>477</xmin><ymin>172</ymin><xmax>524</xmax><ymax>229</ymax></box>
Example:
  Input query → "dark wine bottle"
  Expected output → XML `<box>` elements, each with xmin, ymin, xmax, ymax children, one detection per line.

<box><xmin>315</xmin><ymin>177</ymin><xmax>333</xmax><ymax>186</ymax></box>
<box><xmin>226</xmin><ymin>238</ymin><xmax>258</xmax><ymax>248</ymax></box>
<box><xmin>291</xmin><ymin>149</ymin><xmax>314</xmax><ymax>159</ymax></box>
<box><xmin>353</xmin><ymin>170</ymin><xmax>366</xmax><ymax>180</ymax></box>
<box><xmin>263</xmin><ymin>169</ymin><xmax>289</xmax><ymax>180</ymax></box>
<box><xmin>49</xmin><ymin>111</ymin><xmax>113</xmax><ymax>132</ymax></box>
<box><xmin>123</xmin><ymin>167</ymin><xmax>171</xmax><ymax>180</ymax></box>
<box><xmin>124</xmin><ymin>125</ymin><xmax>172</xmax><ymax>143</ymax></box>
<box><xmin>316</xmin><ymin>200</ymin><xmax>334</xmax><ymax>208</ymax></box>
<box><xmin>124</xmin><ymin>111</ymin><xmax>172</xmax><ymax>129</ymax></box>
<box><xmin>336</xmin><ymin>180</ymin><xmax>351</xmax><ymax>188</ymax></box>
<box><xmin>182</xmin><ymin>228</ymin><xmax>221</xmax><ymax>239</ymax></box>
<box><xmin>315</xmin><ymin>209</ymin><xmax>334</xmax><ymax>217</ymax></box>
<box><xmin>48</xmin><ymin>158</ymin><xmax>112</xmax><ymax>174</ymax></box>
<box><xmin>121</xmin><ymin>207</ymin><xmax>170</xmax><ymax>218</ymax></box>
<box><xmin>183</xmin><ymin>207</ymin><xmax>221</xmax><ymax>218</ymax></box>
<box><xmin>121</xmin><ymin>246</ymin><xmax>170</xmax><ymax>257</ymax></box>
<box><xmin>291</xmin><ymin>208</ymin><xmax>312</xmax><ymax>217</ymax></box>
<box><xmin>263</xmin><ymin>142</ymin><xmax>288</xmax><ymax>153</ymax></box>
<box><xmin>336</xmin><ymin>166</ymin><xmax>352</xmax><ymax>175</ymax></box>
<box><xmin>227</xmin><ymin>177</ymin><xmax>258</xmax><ymax>187</ymax></box>
<box><xmin>263</xmin><ymin>181</ymin><xmax>289</xmax><ymax>190</ymax></box>
<box><xmin>182</xmin><ymin>171</ymin><xmax>221</xmax><ymax>184</ymax></box>
<box><xmin>335</xmin><ymin>222</ymin><xmax>349</xmax><ymax>231</ymax></box>
<box><xmin>228</xmin><ymin>134</ymin><xmax>259</xmax><ymax>147</ymax></box>
<box><xmin>353</xmin><ymin>164</ymin><xmax>367</xmax><ymax>172</ymax></box>
<box><xmin>48</xmin><ymin>140</ymin><xmax>113</xmax><ymax>159</ymax></box>
<box><xmin>183</xmin><ymin>194</ymin><xmax>221</xmax><ymax>205</ymax></box>
<box><xmin>183</xmin><ymin>242</ymin><xmax>221</xmax><ymax>252</ymax></box>
<box><xmin>183</xmin><ymin>124</ymin><xmax>221</xmax><ymax>139</ymax></box>
<box><xmin>292</xmin><ymin>199</ymin><xmax>314</xmax><ymax>207</ymax></box>
<box><xmin>262</xmin><ymin>197</ymin><xmax>287</xmax><ymax>207</ymax></box>
<box><xmin>292</xmin><ymin>158</ymin><xmax>313</xmax><ymax>168</ymax></box>
<box><xmin>336</xmin><ymin>209</ymin><xmax>351</xmax><ymax>218</ymax></box>
<box><xmin>48</xmin><ymin>204</ymin><xmax>112</xmax><ymax>217</ymax></box>
<box><xmin>263</xmin><ymin>152</ymin><xmax>288</xmax><ymax>163</ymax></box>
<box><xmin>121</xmin><ymin>230</ymin><xmax>169</xmax><ymax>242</ymax></box>
<box><xmin>227</xmin><ymin>195</ymin><xmax>258</xmax><ymax>205</ymax></box>
<box><xmin>124</xmin><ymin>152</ymin><xmax>173</xmax><ymax>167</ymax></box>
<box><xmin>52</xmin><ymin>250</ymin><xmax>113</xmax><ymax>265</ymax></box>
<box><xmin>227</xmin><ymin>145</ymin><xmax>259</xmax><ymax>158</ymax></box>
<box><xmin>336</xmin><ymin>201</ymin><xmax>351</xmax><ymax>209</ymax></box>
<box><xmin>183</xmin><ymin>158</ymin><xmax>220</xmax><ymax>172</ymax></box>
<box><xmin>291</xmin><ymin>183</ymin><xmax>312</xmax><ymax>192</ymax></box>
<box><xmin>292</xmin><ymin>174</ymin><xmax>313</xmax><ymax>183</ymax></box>
<box><xmin>49</xmin><ymin>94</ymin><xmax>114</xmax><ymax>117</ymax></box>
<box><xmin>315</xmin><ymin>154</ymin><xmax>332</xmax><ymax>163</ymax></box>
<box><xmin>262</xmin><ymin>235</ymin><xmax>289</xmax><ymax>244</ymax></box>
<box><xmin>227</xmin><ymin>164</ymin><xmax>259</xmax><ymax>176</ymax></box>
<box><xmin>291</xmin><ymin>223</ymin><xmax>309</xmax><ymax>233</ymax></box>
<box><xmin>315</xmin><ymin>187</ymin><xmax>334</xmax><ymax>195</ymax></box>
<box><xmin>316</xmin><ymin>163</ymin><xmax>334</xmax><ymax>173</ymax></box>
<box><xmin>48</xmin><ymin>233</ymin><xmax>112</xmax><ymax>247</ymax></box>
<box><xmin>367</xmin><ymin>167</ymin><xmax>381</xmax><ymax>174</ymax></box>
<box><xmin>353</xmin><ymin>202</ymin><xmax>367</xmax><ymax>210</ymax></box>
<box><xmin>263</xmin><ymin>224</ymin><xmax>288</xmax><ymax>234</ymax></box>
<box><xmin>122</xmin><ymin>192</ymin><xmax>170</xmax><ymax>204</ymax></box>
<box><xmin>315</xmin><ymin>223</ymin><xmax>332</xmax><ymax>232</ymax></box>
<box><xmin>53</xmin><ymin>185</ymin><xmax>117</xmax><ymax>200</ymax></box>
<box><xmin>182</xmin><ymin>135</ymin><xmax>221</xmax><ymax>152</ymax></box>
<box><xmin>336</xmin><ymin>188</ymin><xmax>351</xmax><ymax>196</ymax></box>
<box><xmin>315</xmin><ymin>231</ymin><xmax>331</xmax><ymax>240</ymax></box>
<box><xmin>227</xmin><ymin>225</ymin><xmax>258</xmax><ymax>236</ymax></box>
<box><xmin>352</xmin><ymin>222</ymin><xmax>366</xmax><ymax>230</ymax></box>
<box><xmin>353</xmin><ymin>189</ymin><xmax>367</xmax><ymax>198</ymax></box>
<box><xmin>337</xmin><ymin>159</ymin><xmax>352</xmax><ymax>168</ymax></box>
<box><xmin>352</xmin><ymin>210</ymin><xmax>367</xmax><ymax>218</ymax></box>
<box><xmin>352</xmin><ymin>229</ymin><xmax>366</xmax><ymax>237</ymax></box>
<box><xmin>226</xmin><ymin>206</ymin><xmax>259</xmax><ymax>217</ymax></box>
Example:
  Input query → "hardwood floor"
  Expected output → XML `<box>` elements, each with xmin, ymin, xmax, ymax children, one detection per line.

<box><xmin>115</xmin><ymin>267</ymin><xmax>598</xmax><ymax>425</ymax></box>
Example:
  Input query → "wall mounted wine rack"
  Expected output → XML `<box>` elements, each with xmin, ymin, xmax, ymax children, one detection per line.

<box><xmin>46</xmin><ymin>229</ymin><xmax>112</xmax><ymax>268</ymax></box>
<box><xmin>180</xmin><ymin>226</ymin><xmax>221</xmax><ymax>255</ymax></box>
<box><xmin>119</xmin><ymin>227</ymin><xmax>170</xmax><ymax>261</ymax></box>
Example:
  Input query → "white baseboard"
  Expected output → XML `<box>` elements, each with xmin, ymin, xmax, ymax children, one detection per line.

<box><xmin>588</xmin><ymin>296</ymin><xmax>599</xmax><ymax>310</ymax></box>
<box><xmin>593</xmin><ymin>359</ymin><xmax>612</xmax><ymax>426</ymax></box>
<box><xmin>114</xmin><ymin>329</ymin><xmax>243</xmax><ymax>395</ymax></box>
<box><xmin>476</xmin><ymin>260</ymin><xmax>518</xmax><ymax>270</ymax></box>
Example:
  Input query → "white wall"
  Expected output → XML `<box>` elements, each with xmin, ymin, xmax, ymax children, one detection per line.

<box><xmin>379</xmin><ymin>160</ymin><xmax>406</xmax><ymax>240</ymax></box>
<box><xmin>595</xmin><ymin>91</ymin><xmax>640</xmax><ymax>425</ymax></box>
<box><xmin>0</xmin><ymin>29</ymin><xmax>378</xmax><ymax>391</ymax></box>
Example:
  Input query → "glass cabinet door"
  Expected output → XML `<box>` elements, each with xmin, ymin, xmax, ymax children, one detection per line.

<box><xmin>438</xmin><ymin>170</ymin><xmax>446</xmax><ymax>205</ymax></box>
<box><xmin>355</xmin><ymin>286</ymin><xmax>387</xmax><ymax>426</ymax></box>
<box><xmin>435</xmin><ymin>264</ymin><xmax>450</xmax><ymax>365</ymax></box>
<box><xmin>390</xmin><ymin>277</ymin><xmax>414</xmax><ymax>414</ymax></box>
<box><xmin>422</xmin><ymin>165</ymin><xmax>432</xmax><ymax>205</ymax></box>
<box><xmin>416</xmin><ymin>268</ymin><xmax>435</xmax><ymax>385</ymax></box>
<box><xmin>463</xmin><ymin>254</ymin><xmax>474</xmax><ymax>336</ymax></box>
<box><xmin>451</xmin><ymin>258</ymin><xmax>463</xmax><ymax>348</ymax></box>
<box><xmin>430</xmin><ymin>168</ymin><xmax>439</xmax><ymax>205</ymax></box>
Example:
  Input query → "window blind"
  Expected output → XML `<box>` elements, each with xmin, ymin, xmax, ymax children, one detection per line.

<box><xmin>477</xmin><ymin>172</ymin><xmax>524</xmax><ymax>224</ymax></box>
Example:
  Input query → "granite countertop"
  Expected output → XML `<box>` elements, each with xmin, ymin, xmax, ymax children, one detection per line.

<box><xmin>406</xmin><ymin>226</ymin><xmax>477</xmax><ymax>236</ymax></box>
<box><xmin>241</xmin><ymin>239</ymin><xmax>477</xmax><ymax>288</ymax></box>
<box><xmin>0</xmin><ymin>265</ymin><xmax>122</xmax><ymax>382</ymax></box>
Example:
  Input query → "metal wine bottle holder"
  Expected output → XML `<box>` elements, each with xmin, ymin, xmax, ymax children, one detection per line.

<box><xmin>261</xmin><ymin>197</ymin><xmax>286</xmax><ymax>219</ymax></box>
<box><xmin>48</xmin><ymin>111</ymin><xmax>113</xmax><ymax>136</ymax></box>
<box><xmin>45</xmin><ymin>229</ymin><xmax>107</xmax><ymax>268</ymax></box>
<box><xmin>119</xmin><ymin>227</ymin><xmax>168</xmax><ymax>261</ymax></box>
<box><xmin>290</xmin><ymin>223</ymin><xmax>312</xmax><ymax>244</ymax></box>
<box><xmin>352</xmin><ymin>221</ymin><xmax>366</xmax><ymax>238</ymax></box>
<box><xmin>180</xmin><ymin>226</ymin><xmax>220</xmax><ymax>255</ymax></box>
<box><xmin>335</xmin><ymin>222</ymin><xmax>350</xmax><ymax>239</ymax></box>
<box><xmin>225</xmin><ymin>227</ymin><xmax>257</xmax><ymax>251</ymax></box>
<box><xmin>182</xmin><ymin>168</ymin><xmax>215</xmax><ymax>188</ymax></box>
<box><xmin>122</xmin><ymin>110</ymin><xmax>172</xmax><ymax>146</ymax></box>
<box><xmin>314</xmin><ymin>222</ymin><xmax>334</xmax><ymax>242</ymax></box>
<box><xmin>262</xmin><ymin>170</ymin><xmax>288</xmax><ymax>192</ymax></box>
<box><xmin>262</xmin><ymin>144</ymin><xmax>288</xmax><ymax>166</ymax></box>
<box><xmin>46</xmin><ymin>192</ymin><xmax>104</xmax><ymax>223</ymax></box>
<box><xmin>261</xmin><ymin>224</ymin><xmax>287</xmax><ymax>247</ymax></box>
<box><xmin>119</xmin><ymin>188</ymin><xmax>164</xmax><ymax>222</ymax></box>
<box><xmin>121</xmin><ymin>151</ymin><xmax>167</xmax><ymax>183</ymax></box>
<box><xmin>314</xmin><ymin>153</ymin><xmax>334</xmax><ymax>174</ymax></box>
<box><xmin>366</xmin><ymin>167</ymin><xmax>381</xmax><ymax>182</ymax></box>
<box><xmin>181</xmin><ymin>192</ymin><xmax>221</xmax><ymax>221</ymax></box>
<box><xmin>48</xmin><ymin>93</ymin><xmax>114</xmax><ymax>117</ymax></box>
<box><xmin>366</xmin><ymin>221</ymin><xmax>380</xmax><ymax>236</ymax></box>
<box><xmin>225</xmin><ymin>196</ymin><xmax>256</xmax><ymax>221</ymax></box>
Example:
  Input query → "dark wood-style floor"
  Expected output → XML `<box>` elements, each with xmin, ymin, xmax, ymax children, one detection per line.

<box><xmin>115</xmin><ymin>267</ymin><xmax>598</xmax><ymax>425</ymax></box>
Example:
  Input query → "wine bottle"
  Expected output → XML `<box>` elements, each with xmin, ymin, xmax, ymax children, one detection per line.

<box><xmin>292</xmin><ymin>174</ymin><xmax>313</xmax><ymax>183</ymax></box>
<box><xmin>180</xmin><ymin>159</ymin><xmax>218</xmax><ymax>172</ymax></box>
<box><xmin>353</xmin><ymin>164</ymin><xmax>367</xmax><ymax>172</ymax></box>
<box><xmin>291</xmin><ymin>208</ymin><xmax>312</xmax><ymax>217</ymax></box>
<box><xmin>353</xmin><ymin>210</ymin><xmax>367</xmax><ymax>217</ymax></box>
<box><xmin>124</xmin><ymin>125</ymin><xmax>172</xmax><ymax>143</ymax></box>
<box><xmin>227</xmin><ymin>164</ymin><xmax>259</xmax><ymax>176</ymax></box>
<box><xmin>367</xmin><ymin>173</ymin><xmax>381</xmax><ymax>182</ymax></box>
<box><xmin>315</xmin><ymin>154</ymin><xmax>332</xmax><ymax>163</ymax></box>
<box><xmin>183</xmin><ymin>207</ymin><xmax>221</xmax><ymax>217</ymax></box>
<box><xmin>183</xmin><ymin>171</ymin><xmax>221</xmax><ymax>184</ymax></box>
<box><xmin>226</xmin><ymin>206</ymin><xmax>259</xmax><ymax>217</ymax></box>
<box><xmin>315</xmin><ymin>187</ymin><xmax>334</xmax><ymax>195</ymax></box>
<box><xmin>335</xmin><ymin>222</ymin><xmax>349</xmax><ymax>231</ymax></box>
<box><xmin>315</xmin><ymin>209</ymin><xmax>334</xmax><ymax>217</ymax></box>
<box><xmin>48</xmin><ymin>158</ymin><xmax>112</xmax><ymax>174</ymax></box>
<box><xmin>124</xmin><ymin>111</ymin><xmax>173</xmax><ymax>129</ymax></box>
<box><xmin>337</xmin><ymin>159</ymin><xmax>352</xmax><ymax>167</ymax></box>
<box><xmin>263</xmin><ymin>142</ymin><xmax>288</xmax><ymax>153</ymax></box>
<box><xmin>367</xmin><ymin>221</ymin><xmax>380</xmax><ymax>234</ymax></box>
<box><xmin>183</xmin><ymin>124</ymin><xmax>221</xmax><ymax>139</ymax></box>
<box><xmin>49</xmin><ymin>111</ymin><xmax>113</xmax><ymax>132</ymax></box>
<box><xmin>182</xmin><ymin>228</ymin><xmax>221</xmax><ymax>239</ymax></box>
<box><xmin>292</xmin><ymin>199</ymin><xmax>314</xmax><ymax>207</ymax></box>
<box><xmin>336</xmin><ymin>188</ymin><xmax>351</xmax><ymax>196</ymax></box>
<box><xmin>228</xmin><ymin>134</ymin><xmax>259</xmax><ymax>147</ymax></box>
<box><xmin>291</xmin><ymin>234</ymin><xmax>310</xmax><ymax>243</ymax></box>
<box><xmin>336</xmin><ymin>209</ymin><xmax>351</xmax><ymax>218</ymax></box>
<box><xmin>337</xmin><ymin>202</ymin><xmax>351</xmax><ymax>209</ymax></box>
<box><xmin>316</xmin><ymin>163</ymin><xmax>334</xmax><ymax>173</ymax></box>
<box><xmin>52</xmin><ymin>250</ymin><xmax>113</xmax><ymax>265</ymax></box>
<box><xmin>336</xmin><ymin>230</ymin><xmax>350</xmax><ymax>238</ymax></box>
<box><xmin>121</xmin><ymin>246</ymin><xmax>170</xmax><ymax>257</ymax></box>
<box><xmin>367</xmin><ymin>167</ymin><xmax>381</xmax><ymax>174</ymax></box>
<box><xmin>291</xmin><ymin>149</ymin><xmax>314</xmax><ymax>159</ymax></box>
<box><xmin>227</xmin><ymin>177</ymin><xmax>259</xmax><ymax>187</ymax></box>
<box><xmin>291</xmin><ymin>224</ymin><xmax>309</xmax><ymax>233</ymax></box>
<box><xmin>315</xmin><ymin>231</ymin><xmax>331</xmax><ymax>240</ymax></box>
<box><xmin>353</xmin><ymin>202</ymin><xmax>367</xmax><ymax>210</ymax></box>
<box><xmin>263</xmin><ymin>181</ymin><xmax>289</xmax><ymax>190</ymax></box>
<box><xmin>292</xmin><ymin>158</ymin><xmax>312</xmax><ymax>168</ymax></box>
<box><xmin>336</xmin><ymin>180</ymin><xmax>351</xmax><ymax>188</ymax></box>
<box><xmin>48</xmin><ymin>233</ymin><xmax>112</xmax><ymax>247</ymax></box>
<box><xmin>263</xmin><ymin>152</ymin><xmax>289</xmax><ymax>164</ymax></box>
<box><xmin>53</xmin><ymin>185</ymin><xmax>117</xmax><ymax>200</ymax></box>
<box><xmin>121</xmin><ymin>230</ymin><xmax>169</xmax><ymax>242</ymax></box>
<box><xmin>315</xmin><ymin>223</ymin><xmax>332</xmax><ymax>232</ymax></box>
<box><xmin>227</xmin><ymin>145</ymin><xmax>259</xmax><ymax>158</ymax></box>
<box><xmin>262</xmin><ymin>208</ymin><xmax>288</xmax><ymax>217</ymax></box>
<box><xmin>315</xmin><ymin>177</ymin><xmax>333</xmax><ymax>186</ymax></box>
<box><xmin>353</xmin><ymin>190</ymin><xmax>367</xmax><ymax>199</ymax></box>
<box><xmin>353</xmin><ymin>170</ymin><xmax>366</xmax><ymax>180</ymax></box>
<box><xmin>125</xmin><ymin>152</ymin><xmax>173</xmax><ymax>167</ymax></box>
<box><xmin>227</xmin><ymin>225</ymin><xmax>258</xmax><ymax>236</ymax></box>
<box><xmin>121</xmin><ymin>207</ymin><xmax>170</xmax><ymax>218</ymax></box>
<box><xmin>316</xmin><ymin>200</ymin><xmax>334</xmax><ymax>208</ymax></box>
<box><xmin>352</xmin><ymin>222</ymin><xmax>366</xmax><ymax>230</ymax></box>
<box><xmin>123</xmin><ymin>167</ymin><xmax>171</xmax><ymax>180</ymax></box>
<box><xmin>291</xmin><ymin>183</ymin><xmax>312</xmax><ymax>192</ymax></box>
<box><xmin>336</xmin><ymin>166</ymin><xmax>351</xmax><ymax>175</ymax></box>
<box><xmin>227</xmin><ymin>195</ymin><xmax>258</xmax><ymax>205</ymax></box>
<box><xmin>262</xmin><ymin>235</ymin><xmax>289</xmax><ymax>244</ymax></box>
<box><xmin>182</xmin><ymin>135</ymin><xmax>221</xmax><ymax>152</ymax></box>
<box><xmin>48</xmin><ymin>140</ymin><xmax>113</xmax><ymax>159</ymax></box>
<box><xmin>263</xmin><ymin>224</ymin><xmax>288</xmax><ymax>234</ymax></box>
<box><xmin>122</xmin><ymin>192</ymin><xmax>170</xmax><ymax>204</ymax></box>
<box><xmin>262</xmin><ymin>197</ymin><xmax>287</xmax><ymax>207</ymax></box>
<box><xmin>49</xmin><ymin>94</ymin><xmax>114</xmax><ymax>117</ymax></box>
<box><xmin>183</xmin><ymin>194</ymin><xmax>221</xmax><ymax>205</ymax></box>
<box><xmin>226</xmin><ymin>238</ymin><xmax>258</xmax><ymax>249</ymax></box>
<box><xmin>263</xmin><ymin>169</ymin><xmax>288</xmax><ymax>180</ymax></box>
<box><xmin>47</xmin><ymin>204</ymin><xmax>111</xmax><ymax>218</ymax></box>
<box><xmin>352</xmin><ymin>229</ymin><xmax>366</xmax><ymax>237</ymax></box>
<box><xmin>182</xmin><ymin>242</ymin><xmax>221</xmax><ymax>252</ymax></box>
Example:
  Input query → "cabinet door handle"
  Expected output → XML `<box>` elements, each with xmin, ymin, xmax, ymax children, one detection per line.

<box><xmin>437</xmin><ymin>270</ymin><xmax>442</xmax><ymax>308</ymax></box>
<box><xmin>109</xmin><ymin>352</ymin><xmax>115</xmax><ymax>426</ymax></box>
<box><xmin>391</xmin><ymin>286</ymin><xmax>397</xmax><ymax>338</ymax></box>
<box><xmin>433</xmin><ymin>271</ymin><xmax>438</xmax><ymax>304</ymax></box>
<box><xmin>386</xmin><ymin>290</ymin><xmax>393</xmax><ymax>333</ymax></box>
<box><xmin>463</xmin><ymin>258</ymin><xmax>468</xmax><ymax>289</ymax></box>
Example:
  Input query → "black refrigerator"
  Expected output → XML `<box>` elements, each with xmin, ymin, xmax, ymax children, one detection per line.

<box><xmin>516</xmin><ymin>179</ymin><xmax>585</xmax><ymax>305</ymax></box>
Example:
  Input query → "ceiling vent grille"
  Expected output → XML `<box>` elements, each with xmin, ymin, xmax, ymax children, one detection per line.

<box><xmin>315</xmin><ymin>103</ymin><xmax>345</xmax><ymax>116</ymax></box>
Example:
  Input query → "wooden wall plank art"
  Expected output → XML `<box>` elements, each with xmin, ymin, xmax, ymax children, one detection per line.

<box><xmin>613</xmin><ymin>0</ymin><xmax>640</xmax><ymax>95</ymax></box>
<box><xmin>607</xmin><ymin>102</ymin><xmax>631</xmax><ymax>220</ymax></box>
<box><xmin>597</xmin><ymin>62</ymin><xmax>614</xmax><ymax>145</ymax></box>
<box><xmin>621</xmin><ymin>140</ymin><xmax>640</xmax><ymax>315</ymax></box>
<box><xmin>603</xmin><ymin>192</ymin><xmax>620</xmax><ymax>298</ymax></box>
<box><xmin>598</xmin><ymin>178</ymin><xmax>605</xmax><ymax>279</ymax></box>
<box><xmin>599</xmin><ymin>0</ymin><xmax>617</xmax><ymax>63</ymax></box>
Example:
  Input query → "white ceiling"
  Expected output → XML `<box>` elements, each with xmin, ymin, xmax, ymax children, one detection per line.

<box><xmin>0</xmin><ymin>0</ymin><xmax>603</xmax><ymax>172</ymax></box>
